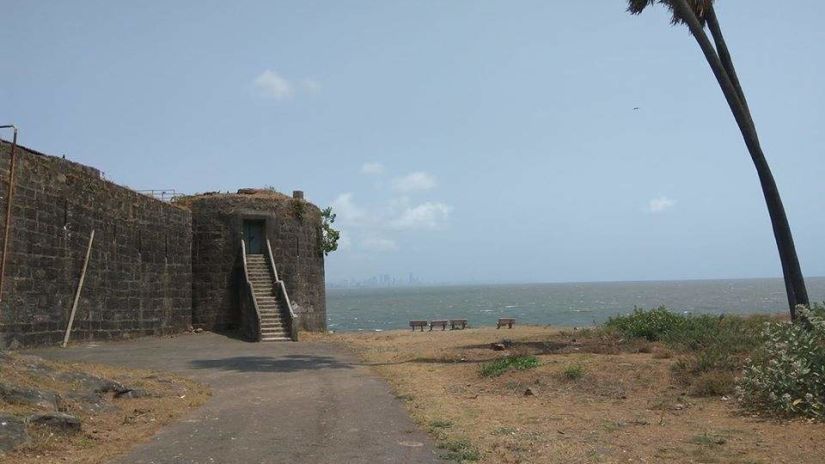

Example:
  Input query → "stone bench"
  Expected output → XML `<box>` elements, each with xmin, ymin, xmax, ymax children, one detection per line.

<box><xmin>429</xmin><ymin>320</ymin><xmax>449</xmax><ymax>331</ymax></box>
<box><xmin>409</xmin><ymin>320</ymin><xmax>428</xmax><ymax>332</ymax></box>
<box><xmin>497</xmin><ymin>318</ymin><xmax>515</xmax><ymax>329</ymax></box>
<box><xmin>449</xmin><ymin>319</ymin><xmax>468</xmax><ymax>330</ymax></box>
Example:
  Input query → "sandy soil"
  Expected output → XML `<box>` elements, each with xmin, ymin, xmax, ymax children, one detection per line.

<box><xmin>316</xmin><ymin>326</ymin><xmax>825</xmax><ymax>464</ymax></box>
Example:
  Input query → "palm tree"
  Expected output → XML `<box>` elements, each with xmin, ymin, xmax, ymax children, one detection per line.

<box><xmin>626</xmin><ymin>0</ymin><xmax>810</xmax><ymax>319</ymax></box>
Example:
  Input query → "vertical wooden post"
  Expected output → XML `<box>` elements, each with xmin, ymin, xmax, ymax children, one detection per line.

<box><xmin>62</xmin><ymin>229</ymin><xmax>94</xmax><ymax>347</ymax></box>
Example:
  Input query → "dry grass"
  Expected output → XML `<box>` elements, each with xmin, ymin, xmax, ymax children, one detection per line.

<box><xmin>1</xmin><ymin>354</ymin><xmax>209</xmax><ymax>464</ymax></box>
<box><xmin>313</xmin><ymin>326</ymin><xmax>825</xmax><ymax>463</ymax></box>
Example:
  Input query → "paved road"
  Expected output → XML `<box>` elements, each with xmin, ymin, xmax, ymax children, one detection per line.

<box><xmin>33</xmin><ymin>333</ymin><xmax>442</xmax><ymax>464</ymax></box>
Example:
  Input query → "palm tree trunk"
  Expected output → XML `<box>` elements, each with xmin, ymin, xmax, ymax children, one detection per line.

<box><xmin>705</xmin><ymin>6</ymin><xmax>752</xmax><ymax>122</ymax></box>
<box><xmin>670</xmin><ymin>0</ymin><xmax>809</xmax><ymax>319</ymax></box>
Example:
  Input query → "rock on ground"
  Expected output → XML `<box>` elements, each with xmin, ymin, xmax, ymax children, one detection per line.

<box><xmin>28</xmin><ymin>412</ymin><xmax>81</xmax><ymax>432</ymax></box>
<box><xmin>0</xmin><ymin>383</ymin><xmax>62</xmax><ymax>410</ymax></box>
<box><xmin>0</xmin><ymin>414</ymin><xmax>28</xmax><ymax>452</ymax></box>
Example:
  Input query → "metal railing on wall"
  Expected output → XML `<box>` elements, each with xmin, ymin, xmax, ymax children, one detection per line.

<box><xmin>136</xmin><ymin>189</ymin><xmax>183</xmax><ymax>202</ymax></box>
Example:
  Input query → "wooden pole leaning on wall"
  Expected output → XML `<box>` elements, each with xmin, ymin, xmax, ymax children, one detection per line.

<box><xmin>0</xmin><ymin>124</ymin><xmax>19</xmax><ymax>303</ymax></box>
<box><xmin>62</xmin><ymin>229</ymin><xmax>94</xmax><ymax>348</ymax></box>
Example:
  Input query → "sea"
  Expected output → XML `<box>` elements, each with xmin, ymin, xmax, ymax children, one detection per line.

<box><xmin>326</xmin><ymin>277</ymin><xmax>825</xmax><ymax>332</ymax></box>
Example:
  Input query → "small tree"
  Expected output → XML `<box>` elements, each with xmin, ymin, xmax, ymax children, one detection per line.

<box><xmin>626</xmin><ymin>0</ymin><xmax>809</xmax><ymax>319</ymax></box>
<box><xmin>319</xmin><ymin>207</ymin><xmax>340</xmax><ymax>256</ymax></box>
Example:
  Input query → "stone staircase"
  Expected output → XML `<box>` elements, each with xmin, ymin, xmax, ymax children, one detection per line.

<box><xmin>246</xmin><ymin>254</ymin><xmax>291</xmax><ymax>342</ymax></box>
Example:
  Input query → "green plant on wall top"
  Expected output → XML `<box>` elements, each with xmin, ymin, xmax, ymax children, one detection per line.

<box><xmin>319</xmin><ymin>207</ymin><xmax>340</xmax><ymax>256</ymax></box>
<box><xmin>291</xmin><ymin>198</ymin><xmax>306</xmax><ymax>221</ymax></box>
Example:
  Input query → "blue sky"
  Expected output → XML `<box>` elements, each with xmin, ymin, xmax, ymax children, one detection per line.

<box><xmin>2</xmin><ymin>1</ymin><xmax>824</xmax><ymax>284</ymax></box>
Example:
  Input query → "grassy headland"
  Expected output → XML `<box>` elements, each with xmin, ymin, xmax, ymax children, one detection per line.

<box><xmin>318</xmin><ymin>309</ymin><xmax>825</xmax><ymax>463</ymax></box>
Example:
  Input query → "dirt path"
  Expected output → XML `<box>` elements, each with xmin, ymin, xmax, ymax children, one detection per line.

<box><xmin>31</xmin><ymin>333</ymin><xmax>441</xmax><ymax>464</ymax></box>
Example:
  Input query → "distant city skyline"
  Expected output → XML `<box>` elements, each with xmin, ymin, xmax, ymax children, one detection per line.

<box><xmin>327</xmin><ymin>272</ymin><xmax>425</xmax><ymax>289</ymax></box>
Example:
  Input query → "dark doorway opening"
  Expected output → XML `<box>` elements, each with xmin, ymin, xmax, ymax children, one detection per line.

<box><xmin>243</xmin><ymin>220</ymin><xmax>266</xmax><ymax>254</ymax></box>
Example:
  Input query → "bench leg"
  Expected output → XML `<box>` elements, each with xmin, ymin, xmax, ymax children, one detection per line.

<box><xmin>508</xmin><ymin>323</ymin><xmax>513</xmax><ymax>329</ymax></box>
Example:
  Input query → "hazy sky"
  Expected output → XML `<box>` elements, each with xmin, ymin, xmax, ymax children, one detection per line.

<box><xmin>2</xmin><ymin>1</ymin><xmax>823</xmax><ymax>284</ymax></box>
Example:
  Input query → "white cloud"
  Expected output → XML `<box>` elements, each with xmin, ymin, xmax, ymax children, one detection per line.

<box><xmin>254</xmin><ymin>70</ymin><xmax>293</xmax><ymax>100</ymax></box>
<box><xmin>391</xmin><ymin>202</ymin><xmax>451</xmax><ymax>230</ymax></box>
<box><xmin>647</xmin><ymin>196</ymin><xmax>676</xmax><ymax>214</ymax></box>
<box><xmin>391</xmin><ymin>171</ymin><xmax>436</xmax><ymax>193</ymax></box>
<box><xmin>361</xmin><ymin>236</ymin><xmax>398</xmax><ymax>252</ymax></box>
<box><xmin>301</xmin><ymin>78</ymin><xmax>321</xmax><ymax>94</ymax></box>
<box><xmin>360</xmin><ymin>162</ymin><xmax>385</xmax><ymax>176</ymax></box>
<box><xmin>331</xmin><ymin>193</ymin><xmax>368</xmax><ymax>225</ymax></box>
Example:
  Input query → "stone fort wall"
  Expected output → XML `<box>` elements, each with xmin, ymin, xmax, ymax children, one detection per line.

<box><xmin>0</xmin><ymin>141</ymin><xmax>192</xmax><ymax>347</ymax></box>
<box><xmin>0</xmin><ymin>140</ymin><xmax>326</xmax><ymax>347</ymax></box>
<box><xmin>182</xmin><ymin>192</ymin><xmax>326</xmax><ymax>333</ymax></box>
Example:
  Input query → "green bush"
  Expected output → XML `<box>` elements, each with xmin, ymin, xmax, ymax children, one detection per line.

<box><xmin>737</xmin><ymin>306</ymin><xmax>825</xmax><ymax>419</ymax></box>
<box><xmin>480</xmin><ymin>355</ymin><xmax>539</xmax><ymax>377</ymax></box>
<box><xmin>605</xmin><ymin>307</ymin><xmax>768</xmax><ymax>351</ymax></box>
<box><xmin>606</xmin><ymin>307</ymin><xmax>772</xmax><ymax>397</ymax></box>
<box><xmin>563</xmin><ymin>364</ymin><xmax>585</xmax><ymax>381</ymax></box>
<box><xmin>604</xmin><ymin>306</ymin><xmax>685</xmax><ymax>341</ymax></box>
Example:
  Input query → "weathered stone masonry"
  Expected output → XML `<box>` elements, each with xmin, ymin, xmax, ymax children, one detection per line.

<box><xmin>181</xmin><ymin>192</ymin><xmax>326</xmax><ymax>333</ymax></box>
<box><xmin>0</xmin><ymin>141</ymin><xmax>192</xmax><ymax>347</ymax></box>
<box><xmin>0</xmin><ymin>141</ymin><xmax>326</xmax><ymax>347</ymax></box>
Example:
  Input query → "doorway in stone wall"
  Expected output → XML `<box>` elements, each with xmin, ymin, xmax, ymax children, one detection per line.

<box><xmin>243</xmin><ymin>220</ymin><xmax>266</xmax><ymax>254</ymax></box>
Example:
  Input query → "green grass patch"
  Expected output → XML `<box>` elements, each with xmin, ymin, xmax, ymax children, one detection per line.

<box><xmin>480</xmin><ymin>355</ymin><xmax>540</xmax><ymax>378</ymax></box>
<box><xmin>438</xmin><ymin>438</ymin><xmax>481</xmax><ymax>462</ymax></box>
<box><xmin>562</xmin><ymin>363</ymin><xmax>585</xmax><ymax>381</ymax></box>
<box><xmin>491</xmin><ymin>426</ymin><xmax>517</xmax><ymax>436</ymax></box>
<box><xmin>689</xmin><ymin>433</ymin><xmax>728</xmax><ymax>447</ymax></box>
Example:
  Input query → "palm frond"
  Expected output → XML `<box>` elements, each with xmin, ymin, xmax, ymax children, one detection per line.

<box><xmin>626</xmin><ymin>0</ymin><xmax>656</xmax><ymax>15</ymax></box>
<box><xmin>626</xmin><ymin>0</ymin><xmax>714</xmax><ymax>26</ymax></box>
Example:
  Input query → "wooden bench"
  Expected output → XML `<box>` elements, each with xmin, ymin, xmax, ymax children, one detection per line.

<box><xmin>409</xmin><ymin>320</ymin><xmax>428</xmax><ymax>332</ymax></box>
<box><xmin>450</xmin><ymin>319</ymin><xmax>468</xmax><ymax>330</ymax></box>
<box><xmin>497</xmin><ymin>318</ymin><xmax>515</xmax><ymax>329</ymax></box>
<box><xmin>429</xmin><ymin>320</ymin><xmax>449</xmax><ymax>331</ymax></box>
